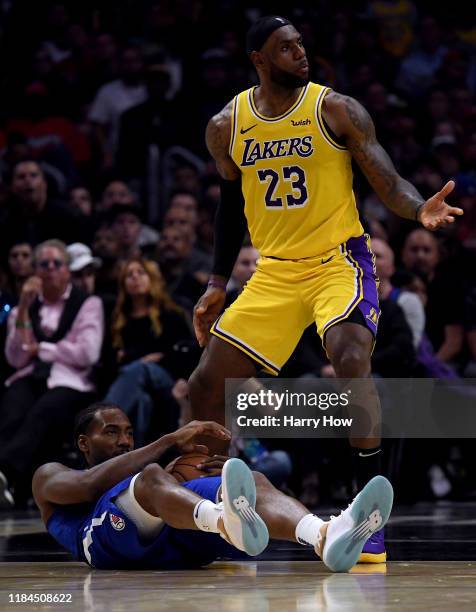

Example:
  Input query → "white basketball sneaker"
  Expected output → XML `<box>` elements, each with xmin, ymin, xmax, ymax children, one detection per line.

<box><xmin>220</xmin><ymin>458</ymin><xmax>269</xmax><ymax>556</ymax></box>
<box><xmin>318</xmin><ymin>476</ymin><xmax>393</xmax><ymax>572</ymax></box>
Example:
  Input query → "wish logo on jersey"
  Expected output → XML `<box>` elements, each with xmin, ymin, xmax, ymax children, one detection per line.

<box><xmin>109</xmin><ymin>513</ymin><xmax>125</xmax><ymax>531</ymax></box>
<box><xmin>241</xmin><ymin>136</ymin><xmax>314</xmax><ymax>167</ymax></box>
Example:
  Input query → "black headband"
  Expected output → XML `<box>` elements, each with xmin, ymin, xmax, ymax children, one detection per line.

<box><xmin>246</xmin><ymin>15</ymin><xmax>292</xmax><ymax>55</ymax></box>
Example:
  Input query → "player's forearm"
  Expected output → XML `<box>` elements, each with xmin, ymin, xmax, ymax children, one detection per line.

<box><xmin>85</xmin><ymin>435</ymin><xmax>175</xmax><ymax>499</ymax></box>
<box><xmin>211</xmin><ymin>178</ymin><xmax>247</xmax><ymax>280</ymax></box>
<box><xmin>378</xmin><ymin>175</ymin><xmax>425</xmax><ymax>221</ymax></box>
<box><xmin>341</xmin><ymin>95</ymin><xmax>426</xmax><ymax>221</ymax></box>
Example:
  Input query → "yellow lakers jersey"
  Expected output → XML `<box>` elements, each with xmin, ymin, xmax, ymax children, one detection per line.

<box><xmin>229</xmin><ymin>82</ymin><xmax>364</xmax><ymax>259</ymax></box>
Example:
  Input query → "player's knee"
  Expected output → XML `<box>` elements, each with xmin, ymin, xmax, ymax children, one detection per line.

<box><xmin>140</xmin><ymin>463</ymin><xmax>169</xmax><ymax>487</ymax></box>
<box><xmin>333</xmin><ymin>345</ymin><xmax>370</xmax><ymax>377</ymax></box>
<box><xmin>252</xmin><ymin>470</ymin><xmax>272</xmax><ymax>489</ymax></box>
<box><xmin>189</xmin><ymin>360</ymin><xmax>216</xmax><ymax>397</ymax></box>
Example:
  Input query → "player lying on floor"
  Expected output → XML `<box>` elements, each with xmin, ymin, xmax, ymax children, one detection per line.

<box><xmin>31</xmin><ymin>402</ymin><xmax>393</xmax><ymax>572</ymax></box>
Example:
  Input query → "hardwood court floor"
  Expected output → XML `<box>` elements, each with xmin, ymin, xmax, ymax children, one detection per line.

<box><xmin>1</xmin><ymin>560</ymin><xmax>476</xmax><ymax>611</ymax></box>
<box><xmin>1</xmin><ymin>502</ymin><xmax>476</xmax><ymax>611</ymax></box>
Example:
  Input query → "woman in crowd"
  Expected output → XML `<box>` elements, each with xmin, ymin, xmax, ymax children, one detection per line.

<box><xmin>104</xmin><ymin>257</ymin><xmax>192</xmax><ymax>446</ymax></box>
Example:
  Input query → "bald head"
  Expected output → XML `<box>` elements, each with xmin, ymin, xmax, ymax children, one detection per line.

<box><xmin>402</xmin><ymin>229</ymin><xmax>439</xmax><ymax>278</ymax></box>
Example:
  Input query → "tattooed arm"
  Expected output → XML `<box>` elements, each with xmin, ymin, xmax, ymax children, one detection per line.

<box><xmin>323</xmin><ymin>92</ymin><xmax>463</xmax><ymax>229</ymax></box>
<box><xmin>194</xmin><ymin>101</ymin><xmax>246</xmax><ymax>346</ymax></box>
<box><xmin>205</xmin><ymin>101</ymin><xmax>241</xmax><ymax>180</ymax></box>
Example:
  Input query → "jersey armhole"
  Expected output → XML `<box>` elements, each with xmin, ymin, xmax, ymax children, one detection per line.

<box><xmin>228</xmin><ymin>95</ymin><xmax>239</xmax><ymax>158</ymax></box>
<box><xmin>316</xmin><ymin>87</ymin><xmax>348</xmax><ymax>152</ymax></box>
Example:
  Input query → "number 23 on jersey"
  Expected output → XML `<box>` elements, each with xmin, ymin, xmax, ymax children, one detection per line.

<box><xmin>257</xmin><ymin>165</ymin><xmax>308</xmax><ymax>209</ymax></box>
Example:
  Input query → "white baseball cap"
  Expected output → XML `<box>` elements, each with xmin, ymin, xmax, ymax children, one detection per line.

<box><xmin>67</xmin><ymin>243</ymin><xmax>102</xmax><ymax>272</ymax></box>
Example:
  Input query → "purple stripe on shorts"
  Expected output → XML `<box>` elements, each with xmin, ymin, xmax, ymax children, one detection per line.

<box><xmin>345</xmin><ymin>234</ymin><xmax>380</xmax><ymax>336</ymax></box>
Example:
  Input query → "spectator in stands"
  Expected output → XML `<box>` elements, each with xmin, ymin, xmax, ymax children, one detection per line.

<box><xmin>98</xmin><ymin>179</ymin><xmax>135</xmax><ymax>212</ymax></box>
<box><xmin>226</xmin><ymin>243</ymin><xmax>259</xmax><ymax>306</ymax></box>
<box><xmin>168</xmin><ymin>190</ymin><xmax>199</xmax><ymax>218</ymax></box>
<box><xmin>104</xmin><ymin>258</ymin><xmax>191</xmax><ymax>446</ymax></box>
<box><xmin>69</xmin><ymin>186</ymin><xmax>93</xmax><ymax>217</ymax></box>
<box><xmin>373</xmin><ymin>286</ymin><xmax>416</xmax><ymax>379</ymax></box>
<box><xmin>98</xmin><ymin>180</ymin><xmax>159</xmax><ymax>250</ymax></box>
<box><xmin>372</xmin><ymin>237</ymin><xmax>425</xmax><ymax>349</ymax></box>
<box><xmin>117</xmin><ymin>63</ymin><xmax>177</xmax><ymax>186</ymax></box>
<box><xmin>396</xmin><ymin>15</ymin><xmax>448</xmax><ymax>97</ymax></box>
<box><xmin>0</xmin><ymin>160</ymin><xmax>87</xmax><ymax>256</ymax></box>
<box><xmin>0</xmin><ymin>239</ymin><xmax>103</xmax><ymax>505</ymax></box>
<box><xmin>392</xmin><ymin>269</ymin><xmax>459</xmax><ymax>378</ymax></box>
<box><xmin>163</xmin><ymin>203</ymin><xmax>211</xmax><ymax>278</ymax></box>
<box><xmin>5</xmin><ymin>242</ymin><xmax>34</xmax><ymax>304</ymax></box>
<box><xmin>89</xmin><ymin>46</ymin><xmax>147</xmax><ymax>170</ymax></box>
<box><xmin>91</xmin><ymin>226</ymin><xmax>120</xmax><ymax>297</ymax></box>
<box><xmin>155</xmin><ymin>226</ymin><xmax>206</xmax><ymax>309</ymax></box>
<box><xmin>66</xmin><ymin>243</ymin><xmax>101</xmax><ymax>296</ymax></box>
<box><xmin>108</xmin><ymin>203</ymin><xmax>145</xmax><ymax>261</ymax></box>
<box><xmin>401</xmin><ymin>228</ymin><xmax>464</xmax><ymax>363</ymax></box>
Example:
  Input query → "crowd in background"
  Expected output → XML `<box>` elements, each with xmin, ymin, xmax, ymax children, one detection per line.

<box><xmin>0</xmin><ymin>0</ymin><xmax>475</xmax><ymax>507</ymax></box>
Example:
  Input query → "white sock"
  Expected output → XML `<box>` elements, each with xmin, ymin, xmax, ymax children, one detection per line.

<box><xmin>193</xmin><ymin>499</ymin><xmax>222</xmax><ymax>533</ymax></box>
<box><xmin>295</xmin><ymin>513</ymin><xmax>325</xmax><ymax>547</ymax></box>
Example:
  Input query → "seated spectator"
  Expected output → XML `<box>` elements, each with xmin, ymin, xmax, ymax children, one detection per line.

<box><xmin>0</xmin><ymin>239</ymin><xmax>104</xmax><ymax>505</ymax></box>
<box><xmin>226</xmin><ymin>243</ymin><xmax>259</xmax><ymax>306</ymax></box>
<box><xmin>98</xmin><ymin>180</ymin><xmax>159</xmax><ymax>251</ymax></box>
<box><xmin>155</xmin><ymin>226</ymin><xmax>206</xmax><ymax>310</ymax></box>
<box><xmin>89</xmin><ymin>46</ymin><xmax>147</xmax><ymax>170</ymax></box>
<box><xmin>66</xmin><ymin>243</ymin><xmax>101</xmax><ymax>296</ymax></box>
<box><xmin>0</xmin><ymin>160</ymin><xmax>88</xmax><ymax>258</ymax></box>
<box><xmin>401</xmin><ymin>228</ymin><xmax>464</xmax><ymax>364</ymax></box>
<box><xmin>98</xmin><ymin>179</ymin><xmax>135</xmax><ymax>212</ymax></box>
<box><xmin>108</xmin><ymin>203</ymin><xmax>143</xmax><ymax>261</ymax></box>
<box><xmin>163</xmin><ymin>205</ymin><xmax>212</xmax><ymax>278</ymax></box>
<box><xmin>69</xmin><ymin>186</ymin><xmax>93</xmax><ymax>217</ymax></box>
<box><xmin>393</xmin><ymin>270</ymin><xmax>459</xmax><ymax>378</ymax></box>
<box><xmin>167</xmin><ymin>190</ymin><xmax>199</xmax><ymax>223</ymax></box>
<box><xmin>372</xmin><ymin>237</ymin><xmax>425</xmax><ymax>349</ymax></box>
<box><xmin>116</xmin><ymin>62</ymin><xmax>177</xmax><ymax>187</ymax></box>
<box><xmin>104</xmin><ymin>258</ymin><xmax>192</xmax><ymax>447</ymax></box>
<box><xmin>91</xmin><ymin>226</ymin><xmax>121</xmax><ymax>297</ymax></box>
<box><xmin>372</xmin><ymin>294</ymin><xmax>415</xmax><ymax>378</ymax></box>
<box><xmin>5</xmin><ymin>241</ymin><xmax>34</xmax><ymax>303</ymax></box>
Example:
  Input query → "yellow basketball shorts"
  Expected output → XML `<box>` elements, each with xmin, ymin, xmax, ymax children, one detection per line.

<box><xmin>210</xmin><ymin>234</ymin><xmax>379</xmax><ymax>375</ymax></box>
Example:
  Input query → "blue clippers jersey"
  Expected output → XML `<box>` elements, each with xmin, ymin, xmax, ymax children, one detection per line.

<box><xmin>47</xmin><ymin>503</ymin><xmax>91</xmax><ymax>562</ymax></box>
<box><xmin>45</xmin><ymin>475</ymin><xmax>242</xmax><ymax>569</ymax></box>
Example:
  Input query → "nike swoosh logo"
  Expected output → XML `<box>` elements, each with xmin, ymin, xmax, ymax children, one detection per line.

<box><xmin>194</xmin><ymin>500</ymin><xmax>204</xmax><ymax>519</ymax></box>
<box><xmin>240</xmin><ymin>124</ymin><xmax>258</xmax><ymax>134</ymax></box>
<box><xmin>321</xmin><ymin>256</ymin><xmax>333</xmax><ymax>264</ymax></box>
<box><xmin>358</xmin><ymin>449</ymin><xmax>381</xmax><ymax>458</ymax></box>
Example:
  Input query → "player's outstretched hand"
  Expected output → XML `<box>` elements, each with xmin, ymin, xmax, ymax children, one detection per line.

<box><xmin>419</xmin><ymin>180</ymin><xmax>464</xmax><ymax>230</ymax></box>
<box><xmin>196</xmin><ymin>454</ymin><xmax>229</xmax><ymax>476</ymax></box>
<box><xmin>168</xmin><ymin>420</ymin><xmax>231</xmax><ymax>454</ymax></box>
<box><xmin>193</xmin><ymin>286</ymin><xmax>226</xmax><ymax>347</ymax></box>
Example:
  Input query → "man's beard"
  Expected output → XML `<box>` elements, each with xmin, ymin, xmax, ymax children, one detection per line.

<box><xmin>269</xmin><ymin>63</ymin><xmax>309</xmax><ymax>89</ymax></box>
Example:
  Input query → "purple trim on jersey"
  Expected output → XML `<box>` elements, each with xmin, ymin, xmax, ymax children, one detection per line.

<box><xmin>345</xmin><ymin>234</ymin><xmax>380</xmax><ymax>337</ymax></box>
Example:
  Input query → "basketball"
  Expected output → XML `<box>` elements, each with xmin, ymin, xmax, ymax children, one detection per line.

<box><xmin>169</xmin><ymin>453</ymin><xmax>210</xmax><ymax>482</ymax></box>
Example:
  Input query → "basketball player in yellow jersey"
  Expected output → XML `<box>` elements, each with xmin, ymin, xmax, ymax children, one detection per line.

<box><xmin>188</xmin><ymin>16</ymin><xmax>463</xmax><ymax>563</ymax></box>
